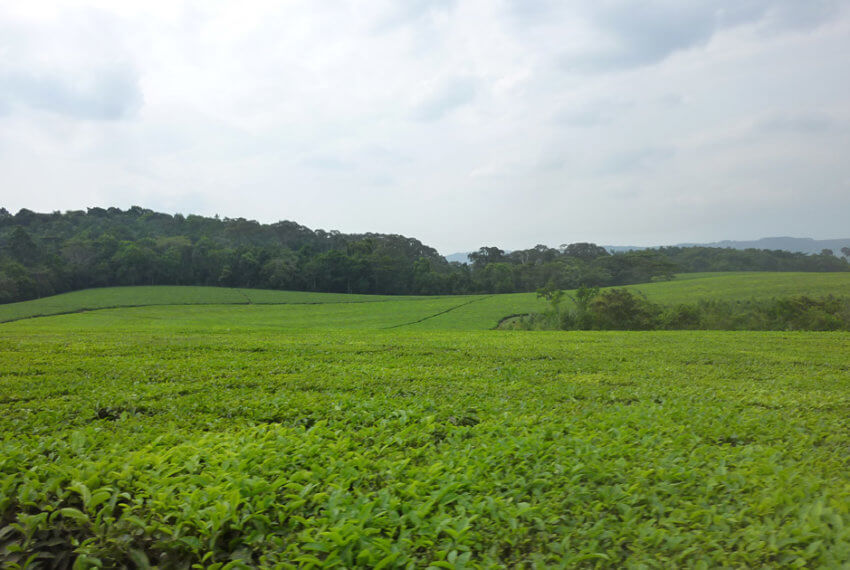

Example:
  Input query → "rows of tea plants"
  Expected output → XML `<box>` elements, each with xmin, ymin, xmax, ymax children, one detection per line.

<box><xmin>2</xmin><ymin>313</ymin><xmax>849</xmax><ymax>566</ymax></box>
<box><xmin>623</xmin><ymin>271</ymin><xmax>850</xmax><ymax>305</ymax></box>
<box><xmin>1</xmin><ymin>297</ymin><xmax>489</xmax><ymax>334</ymax></box>
<box><xmin>401</xmin><ymin>272</ymin><xmax>850</xmax><ymax>330</ymax></box>
<box><xmin>0</xmin><ymin>286</ymin><xmax>423</xmax><ymax>324</ymax></box>
<box><xmin>3</xmin><ymin>271</ymin><xmax>850</xmax><ymax>327</ymax></box>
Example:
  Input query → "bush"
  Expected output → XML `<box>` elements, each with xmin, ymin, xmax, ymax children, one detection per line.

<box><xmin>521</xmin><ymin>291</ymin><xmax>850</xmax><ymax>331</ymax></box>
<box><xmin>586</xmin><ymin>289</ymin><xmax>661</xmax><ymax>330</ymax></box>
<box><xmin>661</xmin><ymin>303</ymin><xmax>702</xmax><ymax>329</ymax></box>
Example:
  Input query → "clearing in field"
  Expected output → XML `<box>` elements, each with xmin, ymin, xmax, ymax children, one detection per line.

<box><xmin>1</xmin><ymin>272</ymin><xmax>849</xmax><ymax>567</ymax></box>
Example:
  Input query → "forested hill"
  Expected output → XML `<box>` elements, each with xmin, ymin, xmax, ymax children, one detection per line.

<box><xmin>1</xmin><ymin>207</ymin><xmax>848</xmax><ymax>304</ymax></box>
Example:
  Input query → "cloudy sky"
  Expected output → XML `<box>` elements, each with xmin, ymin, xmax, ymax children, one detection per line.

<box><xmin>1</xmin><ymin>1</ymin><xmax>848</xmax><ymax>253</ymax></box>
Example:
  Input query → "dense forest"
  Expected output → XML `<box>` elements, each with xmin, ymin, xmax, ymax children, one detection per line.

<box><xmin>1</xmin><ymin>207</ymin><xmax>847</xmax><ymax>304</ymax></box>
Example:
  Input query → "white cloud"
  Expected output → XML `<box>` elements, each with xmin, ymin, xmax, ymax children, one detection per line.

<box><xmin>0</xmin><ymin>67</ymin><xmax>141</xmax><ymax>119</ymax></box>
<box><xmin>0</xmin><ymin>1</ymin><xmax>848</xmax><ymax>252</ymax></box>
<box><xmin>411</xmin><ymin>76</ymin><xmax>478</xmax><ymax>121</ymax></box>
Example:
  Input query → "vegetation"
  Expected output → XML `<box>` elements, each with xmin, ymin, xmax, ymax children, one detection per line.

<box><xmin>3</xmin><ymin>266</ymin><xmax>850</xmax><ymax>566</ymax></box>
<box><xmin>4</xmin><ymin>271</ymin><xmax>850</xmax><ymax>329</ymax></box>
<box><xmin>2</xmin><ymin>304</ymin><xmax>850</xmax><ymax>566</ymax></box>
<box><xmin>2</xmin><ymin>207</ymin><xmax>847</xmax><ymax>304</ymax></box>
<box><xmin>657</xmin><ymin>244</ymin><xmax>850</xmax><ymax>272</ymax></box>
<box><xmin>516</xmin><ymin>287</ymin><xmax>850</xmax><ymax>332</ymax></box>
<box><xmin>0</xmin><ymin>286</ymin><xmax>422</xmax><ymax>324</ymax></box>
<box><xmin>619</xmin><ymin>271</ymin><xmax>850</xmax><ymax>304</ymax></box>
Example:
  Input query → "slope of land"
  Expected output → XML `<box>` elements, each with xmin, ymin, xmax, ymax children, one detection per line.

<box><xmin>1</xmin><ymin>297</ymin><xmax>487</xmax><ymax>333</ymax></box>
<box><xmin>0</xmin><ymin>286</ymin><xmax>423</xmax><ymax>324</ymax></box>
<box><xmin>3</xmin><ymin>272</ymin><xmax>849</xmax><ymax>327</ymax></box>
<box><xmin>623</xmin><ymin>271</ymin><xmax>850</xmax><ymax>305</ymax></box>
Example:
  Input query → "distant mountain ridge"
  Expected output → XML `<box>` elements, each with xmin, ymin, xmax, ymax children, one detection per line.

<box><xmin>675</xmin><ymin>237</ymin><xmax>850</xmax><ymax>255</ymax></box>
<box><xmin>448</xmin><ymin>237</ymin><xmax>850</xmax><ymax>262</ymax></box>
<box><xmin>607</xmin><ymin>237</ymin><xmax>850</xmax><ymax>255</ymax></box>
<box><xmin>444</xmin><ymin>252</ymin><xmax>473</xmax><ymax>263</ymax></box>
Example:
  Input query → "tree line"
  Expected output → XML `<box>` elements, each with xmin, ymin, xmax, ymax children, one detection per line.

<box><xmin>513</xmin><ymin>287</ymin><xmax>850</xmax><ymax>331</ymax></box>
<box><xmin>1</xmin><ymin>207</ymin><xmax>847</xmax><ymax>304</ymax></box>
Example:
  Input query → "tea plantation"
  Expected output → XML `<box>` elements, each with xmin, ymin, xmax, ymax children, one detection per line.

<box><xmin>1</xmin><ymin>273</ymin><xmax>849</xmax><ymax>567</ymax></box>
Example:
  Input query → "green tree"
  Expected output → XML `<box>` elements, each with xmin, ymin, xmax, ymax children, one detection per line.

<box><xmin>8</xmin><ymin>227</ymin><xmax>40</xmax><ymax>265</ymax></box>
<box><xmin>536</xmin><ymin>283</ymin><xmax>565</xmax><ymax>312</ymax></box>
<box><xmin>587</xmin><ymin>289</ymin><xmax>660</xmax><ymax>330</ymax></box>
<box><xmin>469</xmin><ymin>247</ymin><xmax>506</xmax><ymax>268</ymax></box>
<box><xmin>561</xmin><ymin>242</ymin><xmax>609</xmax><ymax>262</ymax></box>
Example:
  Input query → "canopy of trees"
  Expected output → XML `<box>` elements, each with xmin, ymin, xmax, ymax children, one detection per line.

<box><xmin>0</xmin><ymin>207</ymin><xmax>846</xmax><ymax>304</ymax></box>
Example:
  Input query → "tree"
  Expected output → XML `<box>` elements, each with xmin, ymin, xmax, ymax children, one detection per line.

<box><xmin>479</xmin><ymin>262</ymin><xmax>515</xmax><ymax>293</ymax></box>
<box><xmin>112</xmin><ymin>242</ymin><xmax>157</xmax><ymax>285</ymax></box>
<box><xmin>4</xmin><ymin>206</ymin><xmax>846</xmax><ymax>305</ymax></box>
<box><xmin>469</xmin><ymin>247</ymin><xmax>506</xmax><ymax>268</ymax></box>
<box><xmin>536</xmin><ymin>283</ymin><xmax>565</xmax><ymax>312</ymax></box>
<box><xmin>0</xmin><ymin>261</ymin><xmax>38</xmax><ymax>301</ymax></box>
<box><xmin>587</xmin><ymin>289</ymin><xmax>659</xmax><ymax>330</ymax></box>
<box><xmin>561</xmin><ymin>242</ymin><xmax>609</xmax><ymax>262</ymax></box>
<box><xmin>8</xmin><ymin>227</ymin><xmax>40</xmax><ymax>265</ymax></box>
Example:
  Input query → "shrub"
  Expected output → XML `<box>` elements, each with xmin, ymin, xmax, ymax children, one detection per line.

<box><xmin>586</xmin><ymin>289</ymin><xmax>661</xmax><ymax>330</ymax></box>
<box><xmin>524</xmin><ymin>292</ymin><xmax>850</xmax><ymax>331</ymax></box>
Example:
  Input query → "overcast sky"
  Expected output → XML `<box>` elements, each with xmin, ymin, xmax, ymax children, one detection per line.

<box><xmin>1</xmin><ymin>1</ymin><xmax>848</xmax><ymax>253</ymax></box>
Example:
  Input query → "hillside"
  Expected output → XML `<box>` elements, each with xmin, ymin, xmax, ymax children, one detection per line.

<box><xmin>607</xmin><ymin>237</ymin><xmax>850</xmax><ymax>255</ymax></box>
<box><xmin>2</xmin><ymin>207</ymin><xmax>847</xmax><ymax>305</ymax></box>
<box><xmin>0</xmin><ymin>286</ymin><xmax>420</xmax><ymax>324</ymax></box>
<box><xmin>458</xmin><ymin>237</ymin><xmax>850</xmax><ymax>258</ymax></box>
<box><xmin>681</xmin><ymin>237</ymin><xmax>850</xmax><ymax>255</ymax></box>
<box><xmin>622</xmin><ymin>271</ymin><xmax>850</xmax><ymax>305</ymax></box>
<box><xmin>4</xmin><ymin>271</ymin><xmax>849</xmax><ymax>329</ymax></box>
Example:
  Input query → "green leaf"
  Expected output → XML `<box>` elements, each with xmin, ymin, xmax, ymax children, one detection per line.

<box><xmin>374</xmin><ymin>551</ymin><xmax>400</xmax><ymax>570</ymax></box>
<box><xmin>57</xmin><ymin>507</ymin><xmax>90</xmax><ymax>525</ymax></box>
<box><xmin>128</xmin><ymin>550</ymin><xmax>151</xmax><ymax>569</ymax></box>
<box><xmin>73</xmin><ymin>554</ymin><xmax>103</xmax><ymax>569</ymax></box>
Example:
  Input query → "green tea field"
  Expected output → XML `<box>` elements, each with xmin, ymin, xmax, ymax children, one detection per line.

<box><xmin>2</xmin><ymin>273</ymin><xmax>850</xmax><ymax>567</ymax></box>
<box><xmin>3</xmin><ymin>271</ymin><xmax>850</xmax><ymax>328</ymax></box>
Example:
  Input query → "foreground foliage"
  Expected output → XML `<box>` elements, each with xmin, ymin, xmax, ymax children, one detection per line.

<box><xmin>2</xmin><ymin>309</ymin><xmax>850</xmax><ymax>566</ymax></box>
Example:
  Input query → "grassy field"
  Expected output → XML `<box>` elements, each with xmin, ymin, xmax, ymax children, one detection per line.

<box><xmin>624</xmin><ymin>271</ymin><xmax>850</xmax><ymax>305</ymax></box>
<box><xmin>0</xmin><ymin>286</ymin><xmax>424</xmax><ymax>324</ymax></box>
<box><xmin>2</xmin><ymin>274</ymin><xmax>850</xmax><ymax>567</ymax></box>
<box><xmin>2</xmin><ymin>271</ymin><xmax>849</xmax><ymax>327</ymax></box>
<box><xmin>2</xmin><ymin>297</ymin><xmax>491</xmax><ymax>333</ymax></box>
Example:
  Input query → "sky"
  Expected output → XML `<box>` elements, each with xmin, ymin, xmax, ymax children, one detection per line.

<box><xmin>1</xmin><ymin>1</ymin><xmax>849</xmax><ymax>254</ymax></box>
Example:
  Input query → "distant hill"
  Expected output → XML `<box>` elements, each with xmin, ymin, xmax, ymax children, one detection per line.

<box><xmin>676</xmin><ymin>237</ymin><xmax>850</xmax><ymax>255</ymax></box>
<box><xmin>604</xmin><ymin>245</ymin><xmax>647</xmax><ymax>253</ymax></box>
<box><xmin>445</xmin><ymin>252</ymin><xmax>473</xmax><ymax>263</ymax></box>
<box><xmin>605</xmin><ymin>237</ymin><xmax>850</xmax><ymax>256</ymax></box>
<box><xmin>3</xmin><ymin>205</ymin><xmax>846</xmax><ymax>306</ymax></box>
<box><xmin>454</xmin><ymin>238</ymin><xmax>850</xmax><ymax>262</ymax></box>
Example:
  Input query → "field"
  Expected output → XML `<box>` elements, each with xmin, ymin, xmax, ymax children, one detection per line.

<box><xmin>2</xmin><ymin>271</ymin><xmax>849</xmax><ymax>327</ymax></box>
<box><xmin>622</xmin><ymin>271</ymin><xmax>850</xmax><ymax>305</ymax></box>
<box><xmin>2</xmin><ymin>273</ymin><xmax>850</xmax><ymax>567</ymax></box>
<box><xmin>0</xmin><ymin>287</ymin><xmax>427</xmax><ymax>324</ymax></box>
